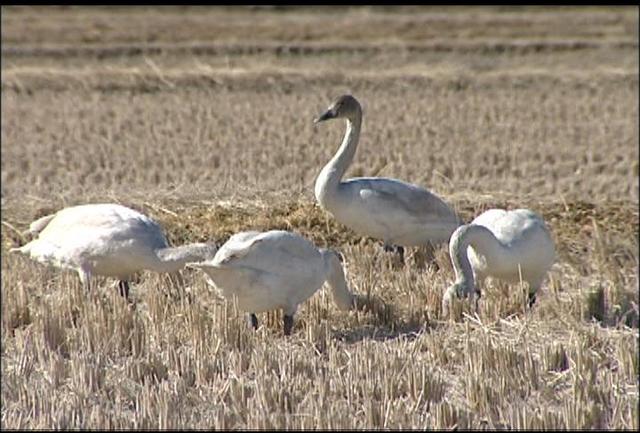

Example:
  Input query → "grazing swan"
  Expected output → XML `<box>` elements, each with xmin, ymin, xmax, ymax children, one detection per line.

<box><xmin>188</xmin><ymin>230</ymin><xmax>355</xmax><ymax>336</ymax></box>
<box><xmin>442</xmin><ymin>208</ymin><xmax>555</xmax><ymax>316</ymax></box>
<box><xmin>10</xmin><ymin>203</ymin><xmax>217</xmax><ymax>298</ymax></box>
<box><xmin>313</xmin><ymin>94</ymin><xmax>461</xmax><ymax>260</ymax></box>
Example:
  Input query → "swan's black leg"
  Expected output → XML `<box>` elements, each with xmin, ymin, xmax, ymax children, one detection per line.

<box><xmin>247</xmin><ymin>313</ymin><xmax>259</xmax><ymax>330</ymax></box>
<box><xmin>472</xmin><ymin>288</ymin><xmax>482</xmax><ymax>313</ymax></box>
<box><xmin>382</xmin><ymin>244</ymin><xmax>405</xmax><ymax>264</ymax></box>
<box><xmin>528</xmin><ymin>292</ymin><xmax>537</xmax><ymax>308</ymax></box>
<box><xmin>396</xmin><ymin>246</ymin><xmax>405</xmax><ymax>264</ymax></box>
<box><xmin>118</xmin><ymin>280</ymin><xmax>130</xmax><ymax>299</ymax></box>
<box><xmin>283</xmin><ymin>314</ymin><xmax>294</xmax><ymax>336</ymax></box>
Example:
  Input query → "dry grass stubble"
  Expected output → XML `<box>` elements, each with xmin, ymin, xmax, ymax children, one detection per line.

<box><xmin>1</xmin><ymin>5</ymin><xmax>638</xmax><ymax>430</ymax></box>
<box><xmin>2</xmin><ymin>195</ymin><xmax>637</xmax><ymax>429</ymax></box>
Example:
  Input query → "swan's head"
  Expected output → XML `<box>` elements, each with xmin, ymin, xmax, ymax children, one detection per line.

<box><xmin>442</xmin><ymin>282</ymin><xmax>466</xmax><ymax>318</ymax></box>
<box><xmin>442</xmin><ymin>282</ymin><xmax>480</xmax><ymax>318</ymax></box>
<box><xmin>314</xmin><ymin>94</ymin><xmax>361</xmax><ymax>123</ymax></box>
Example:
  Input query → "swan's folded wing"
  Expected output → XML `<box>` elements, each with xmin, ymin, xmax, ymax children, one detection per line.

<box><xmin>235</xmin><ymin>231</ymin><xmax>321</xmax><ymax>275</ymax></box>
<box><xmin>357</xmin><ymin>180</ymin><xmax>458</xmax><ymax>225</ymax></box>
<box><xmin>257</xmin><ymin>231</ymin><xmax>319</xmax><ymax>260</ymax></box>
<box><xmin>214</xmin><ymin>238</ymin><xmax>264</xmax><ymax>265</ymax></box>
<box><xmin>471</xmin><ymin>209</ymin><xmax>508</xmax><ymax>227</ymax></box>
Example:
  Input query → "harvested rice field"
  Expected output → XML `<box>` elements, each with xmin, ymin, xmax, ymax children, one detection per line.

<box><xmin>1</xmin><ymin>5</ymin><xmax>638</xmax><ymax>429</ymax></box>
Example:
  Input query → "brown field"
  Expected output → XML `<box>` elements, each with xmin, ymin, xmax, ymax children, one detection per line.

<box><xmin>1</xmin><ymin>5</ymin><xmax>638</xmax><ymax>429</ymax></box>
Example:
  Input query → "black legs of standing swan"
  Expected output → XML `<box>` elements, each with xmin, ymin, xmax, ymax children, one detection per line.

<box><xmin>383</xmin><ymin>244</ymin><xmax>405</xmax><ymax>264</ymax></box>
<box><xmin>246</xmin><ymin>312</ymin><xmax>296</xmax><ymax>336</ymax></box>
<box><xmin>528</xmin><ymin>291</ymin><xmax>537</xmax><ymax>308</ymax></box>
<box><xmin>382</xmin><ymin>242</ymin><xmax>441</xmax><ymax>271</ymax></box>
<box><xmin>283</xmin><ymin>315</ymin><xmax>294</xmax><ymax>336</ymax></box>
<box><xmin>247</xmin><ymin>313</ymin><xmax>259</xmax><ymax>330</ymax></box>
<box><xmin>118</xmin><ymin>280</ymin><xmax>130</xmax><ymax>299</ymax></box>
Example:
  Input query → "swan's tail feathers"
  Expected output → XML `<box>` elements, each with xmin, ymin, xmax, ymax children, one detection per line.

<box><xmin>28</xmin><ymin>213</ymin><xmax>57</xmax><ymax>235</ymax></box>
<box><xmin>9</xmin><ymin>240</ymin><xmax>35</xmax><ymax>255</ymax></box>
<box><xmin>6</xmin><ymin>213</ymin><xmax>58</xmax><ymax>255</ymax></box>
<box><xmin>322</xmin><ymin>249</ymin><xmax>355</xmax><ymax>311</ymax></box>
<box><xmin>9</xmin><ymin>240</ymin><xmax>61</xmax><ymax>265</ymax></box>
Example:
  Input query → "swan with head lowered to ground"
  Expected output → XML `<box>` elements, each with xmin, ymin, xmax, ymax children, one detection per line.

<box><xmin>10</xmin><ymin>203</ymin><xmax>218</xmax><ymax>299</ymax></box>
<box><xmin>187</xmin><ymin>230</ymin><xmax>355</xmax><ymax>336</ymax></box>
<box><xmin>313</xmin><ymin>94</ymin><xmax>462</xmax><ymax>261</ymax></box>
<box><xmin>442</xmin><ymin>208</ymin><xmax>555</xmax><ymax>317</ymax></box>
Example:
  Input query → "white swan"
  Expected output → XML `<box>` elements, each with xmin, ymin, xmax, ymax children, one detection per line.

<box><xmin>442</xmin><ymin>208</ymin><xmax>556</xmax><ymax>316</ymax></box>
<box><xmin>188</xmin><ymin>230</ymin><xmax>355</xmax><ymax>336</ymax></box>
<box><xmin>10</xmin><ymin>203</ymin><xmax>218</xmax><ymax>298</ymax></box>
<box><xmin>314</xmin><ymin>94</ymin><xmax>461</xmax><ymax>260</ymax></box>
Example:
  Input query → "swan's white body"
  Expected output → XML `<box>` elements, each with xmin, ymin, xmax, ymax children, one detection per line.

<box><xmin>11</xmin><ymin>203</ymin><xmax>217</xmax><ymax>296</ymax></box>
<box><xmin>443</xmin><ymin>208</ymin><xmax>555</xmax><ymax>315</ymax></box>
<box><xmin>314</xmin><ymin>94</ymin><xmax>461</xmax><ymax>248</ymax></box>
<box><xmin>189</xmin><ymin>230</ymin><xmax>354</xmax><ymax>335</ymax></box>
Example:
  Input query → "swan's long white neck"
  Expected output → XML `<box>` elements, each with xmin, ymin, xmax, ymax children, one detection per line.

<box><xmin>321</xmin><ymin>249</ymin><xmax>354</xmax><ymax>311</ymax></box>
<box><xmin>449</xmin><ymin>224</ymin><xmax>504</xmax><ymax>295</ymax></box>
<box><xmin>314</xmin><ymin>113</ymin><xmax>362</xmax><ymax>206</ymax></box>
<box><xmin>152</xmin><ymin>243</ymin><xmax>217</xmax><ymax>273</ymax></box>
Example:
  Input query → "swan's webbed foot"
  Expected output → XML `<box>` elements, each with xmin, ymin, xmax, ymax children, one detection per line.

<box><xmin>283</xmin><ymin>314</ymin><xmax>294</xmax><ymax>336</ymax></box>
<box><xmin>118</xmin><ymin>280</ymin><xmax>130</xmax><ymax>299</ymax></box>
<box><xmin>247</xmin><ymin>313</ymin><xmax>259</xmax><ymax>330</ymax></box>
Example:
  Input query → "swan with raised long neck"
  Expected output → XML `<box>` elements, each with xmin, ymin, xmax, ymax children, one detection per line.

<box><xmin>442</xmin><ymin>208</ymin><xmax>555</xmax><ymax>317</ymax></box>
<box><xmin>188</xmin><ymin>229</ymin><xmax>355</xmax><ymax>336</ymax></box>
<box><xmin>10</xmin><ymin>203</ymin><xmax>217</xmax><ymax>299</ymax></box>
<box><xmin>314</xmin><ymin>94</ymin><xmax>461</xmax><ymax>259</ymax></box>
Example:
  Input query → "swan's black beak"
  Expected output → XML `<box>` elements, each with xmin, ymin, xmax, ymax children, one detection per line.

<box><xmin>314</xmin><ymin>108</ymin><xmax>336</xmax><ymax>124</ymax></box>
